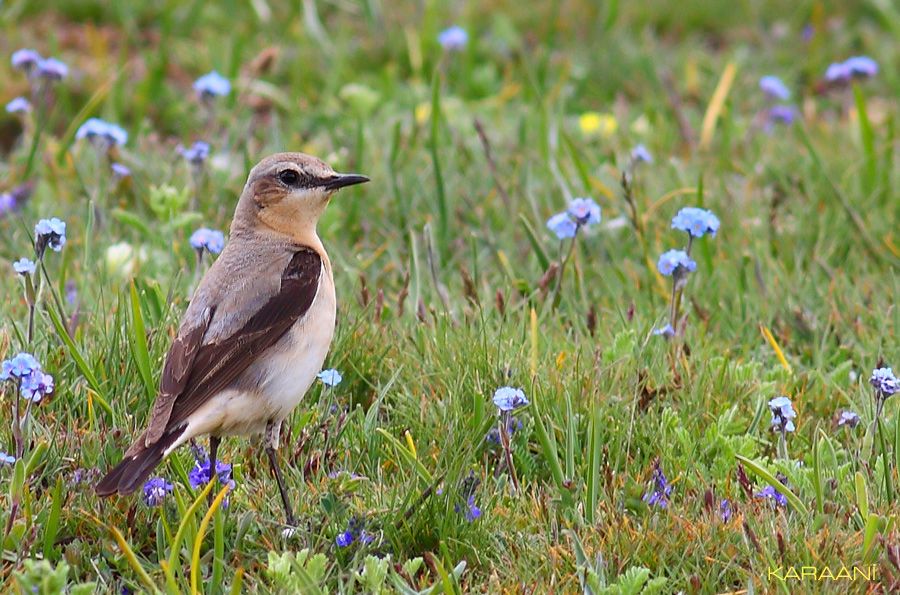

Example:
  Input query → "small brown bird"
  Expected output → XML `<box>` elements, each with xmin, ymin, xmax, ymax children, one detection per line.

<box><xmin>96</xmin><ymin>152</ymin><xmax>368</xmax><ymax>525</ymax></box>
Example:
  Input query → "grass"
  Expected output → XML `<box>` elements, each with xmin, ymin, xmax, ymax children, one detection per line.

<box><xmin>1</xmin><ymin>0</ymin><xmax>899</xmax><ymax>592</ymax></box>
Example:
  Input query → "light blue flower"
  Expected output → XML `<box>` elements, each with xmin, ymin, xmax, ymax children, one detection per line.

<box><xmin>194</xmin><ymin>71</ymin><xmax>231</xmax><ymax>98</ymax></box>
<box><xmin>631</xmin><ymin>144</ymin><xmax>653</xmax><ymax>164</ymax></box>
<box><xmin>0</xmin><ymin>452</ymin><xmax>16</xmax><ymax>465</ymax></box>
<box><xmin>844</xmin><ymin>56</ymin><xmax>878</xmax><ymax>78</ymax></box>
<box><xmin>837</xmin><ymin>410</ymin><xmax>860</xmax><ymax>429</ymax></box>
<box><xmin>656</xmin><ymin>250</ymin><xmax>696</xmax><ymax>277</ymax></box>
<box><xmin>13</xmin><ymin>258</ymin><xmax>36</xmax><ymax>276</ymax></box>
<box><xmin>567</xmin><ymin>197</ymin><xmax>601</xmax><ymax>226</ymax></box>
<box><xmin>652</xmin><ymin>324</ymin><xmax>675</xmax><ymax>338</ymax></box>
<box><xmin>178</xmin><ymin>141</ymin><xmax>211</xmax><ymax>165</ymax></box>
<box><xmin>111</xmin><ymin>162</ymin><xmax>131</xmax><ymax>178</ymax></box>
<box><xmin>317</xmin><ymin>369</ymin><xmax>342</xmax><ymax>387</ymax></box>
<box><xmin>759</xmin><ymin>76</ymin><xmax>790</xmax><ymax>100</ymax></box>
<box><xmin>671</xmin><ymin>207</ymin><xmax>720</xmax><ymax>238</ymax></box>
<box><xmin>766</xmin><ymin>105</ymin><xmax>797</xmax><ymax>126</ymax></box>
<box><xmin>1</xmin><ymin>352</ymin><xmax>41</xmax><ymax>381</ymax></box>
<box><xmin>76</xmin><ymin>118</ymin><xmax>128</xmax><ymax>148</ymax></box>
<box><xmin>5</xmin><ymin>97</ymin><xmax>31</xmax><ymax>114</ymax></box>
<box><xmin>189</xmin><ymin>228</ymin><xmax>225</xmax><ymax>254</ymax></box>
<box><xmin>870</xmin><ymin>367</ymin><xmax>898</xmax><ymax>397</ymax></box>
<box><xmin>11</xmin><ymin>49</ymin><xmax>41</xmax><ymax>71</ymax></box>
<box><xmin>546</xmin><ymin>212</ymin><xmax>577</xmax><ymax>239</ymax></box>
<box><xmin>492</xmin><ymin>386</ymin><xmax>528</xmax><ymax>412</ymax></box>
<box><xmin>824</xmin><ymin>62</ymin><xmax>851</xmax><ymax>84</ymax></box>
<box><xmin>143</xmin><ymin>477</ymin><xmax>173</xmax><ymax>507</ymax></box>
<box><xmin>20</xmin><ymin>371</ymin><xmax>53</xmax><ymax>402</ymax></box>
<box><xmin>768</xmin><ymin>396</ymin><xmax>796</xmax><ymax>433</ymax></box>
<box><xmin>755</xmin><ymin>485</ymin><xmax>787</xmax><ymax>507</ymax></box>
<box><xmin>35</xmin><ymin>217</ymin><xmax>67</xmax><ymax>252</ymax></box>
<box><xmin>36</xmin><ymin>57</ymin><xmax>68</xmax><ymax>80</ymax></box>
<box><xmin>438</xmin><ymin>26</ymin><xmax>468</xmax><ymax>51</ymax></box>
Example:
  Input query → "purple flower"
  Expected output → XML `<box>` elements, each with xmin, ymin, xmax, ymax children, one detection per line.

<box><xmin>671</xmin><ymin>207</ymin><xmax>720</xmax><ymax>238</ymax></box>
<box><xmin>642</xmin><ymin>461</ymin><xmax>672</xmax><ymax>509</ymax></box>
<box><xmin>438</xmin><ymin>26</ymin><xmax>468</xmax><ymax>51</ymax></box>
<box><xmin>36</xmin><ymin>57</ymin><xmax>68</xmax><ymax>81</ymax></box>
<box><xmin>462</xmin><ymin>495</ymin><xmax>481</xmax><ymax>522</ymax></box>
<box><xmin>825</xmin><ymin>62</ymin><xmax>852</xmax><ymax>84</ymax></box>
<box><xmin>76</xmin><ymin>118</ymin><xmax>128</xmax><ymax>149</ymax></box>
<box><xmin>631</xmin><ymin>144</ymin><xmax>653</xmax><ymax>164</ymax></box>
<box><xmin>486</xmin><ymin>417</ymin><xmax>523</xmax><ymax>444</ymax></box>
<box><xmin>1</xmin><ymin>352</ymin><xmax>41</xmax><ymax>381</ymax></box>
<box><xmin>13</xmin><ymin>258</ymin><xmax>36</xmax><ymax>276</ymax></box>
<box><xmin>720</xmin><ymin>499</ymin><xmax>732</xmax><ymax>522</ymax></box>
<box><xmin>20</xmin><ymin>371</ymin><xmax>53</xmax><ymax>402</ymax></box>
<box><xmin>177</xmin><ymin>141</ymin><xmax>211</xmax><ymax>166</ymax></box>
<box><xmin>845</xmin><ymin>56</ymin><xmax>878</xmax><ymax>78</ymax></box>
<box><xmin>317</xmin><ymin>369</ymin><xmax>342</xmax><ymax>387</ymax></box>
<box><xmin>870</xmin><ymin>367</ymin><xmax>898</xmax><ymax>397</ymax></box>
<box><xmin>111</xmin><ymin>163</ymin><xmax>132</xmax><ymax>179</ymax></box>
<box><xmin>188</xmin><ymin>459</ymin><xmax>234</xmax><ymax>490</ymax></box>
<box><xmin>5</xmin><ymin>97</ymin><xmax>31</xmax><ymax>114</ymax></box>
<box><xmin>768</xmin><ymin>396</ymin><xmax>796</xmax><ymax>433</ymax></box>
<box><xmin>189</xmin><ymin>228</ymin><xmax>225</xmax><ymax>255</ymax></box>
<box><xmin>335</xmin><ymin>531</ymin><xmax>354</xmax><ymax>547</ymax></box>
<box><xmin>34</xmin><ymin>217</ymin><xmax>67</xmax><ymax>254</ymax></box>
<box><xmin>759</xmin><ymin>76</ymin><xmax>791</xmax><ymax>101</ymax></box>
<box><xmin>567</xmin><ymin>197</ymin><xmax>601</xmax><ymax>226</ymax></box>
<box><xmin>837</xmin><ymin>410</ymin><xmax>860</xmax><ymax>429</ymax></box>
<box><xmin>492</xmin><ymin>386</ymin><xmax>528</xmax><ymax>412</ymax></box>
<box><xmin>143</xmin><ymin>477</ymin><xmax>173</xmax><ymax>507</ymax></box>
<box><xmin>546</xmin><ymin>212</ymin><xmax>578</xmax><ymax>239</ymax></box>
<box><xmin>0</xmin><ymin>452</ymin><xmax>16</xmax><ymax>465</ymax></box>
<box><xmin>652</xmin><ymin>324</ymin><xmax>675</xmax><ymax>338</ymax></box>
<box><xmin>656</xmin><ymin>249</ymin><xmax>696</xmax><ymax>277</ymax></box>
<box><xmin>755</xmin><ymin>485</ymin><xmax>787</xmax><ymax>508</ymax></box>
<box><xmin>194</xmin><ymin>71</ymin><xmax>231</xmax><ymax>98</ymax></box>
<box><xmin>0</xmin><ymin>193</ymin><xmax>16</xmax><ymax>217</ymax></box>
<box><xmin>11</xmin><ymin>49</ymin><xmax>42</xmax><ymax>72</ymax></box>
<box><xmin>766</xmin><ymin>105</ymin><xmax>797</xmax><ymax>126</ymax></box>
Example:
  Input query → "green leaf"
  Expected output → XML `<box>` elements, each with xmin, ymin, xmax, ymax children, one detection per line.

<box><xmin>129</xmin><ymin>281</ymin><xmax>156</xmax><ymax>400</ymax></box>
<box><xmin>519</xmin><ymin>214</ymin><xmax>551</xmax><ymax>271</ymax></box>
<box><xmin>855</xmin><ymin>471</ymin><xmax>869</xmax><ymax>519</ymax></box>
<box><xmin>46</xmin><ymin>305</ymin><xmax>112</xmax><ymax>416</ymax></box>
<box><xmin>735</xmin><ymin>455</ymin><xmax>809</xmax><ymax>515</ymax></box>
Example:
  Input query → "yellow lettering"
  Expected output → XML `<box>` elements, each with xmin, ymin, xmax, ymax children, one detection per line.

<box><xmin>800</xmin><ymin>567</ymin><xmax>817</xmax><ymax>579</ymax></box>
<box><xmin>784</xmin><ymin>567</ymin><xmax>800</xmax><ymax>580</ymax></box>
<box><xmin>768</xmin><ymin>567</ymin><xmax>784</xmax><ymax>581</ymax></box>
<box><xmin>836</xmin><ymin>566</ymin><xmax>851</xmax><ymax>580</ymax></box>
<box><xmin>819</xmin><ymin>566</ymin><xmax>834</xmax><ymax>580</ymax></box>
<box><xmin>853</xmin><ymin>566</ymin><xmax>872</xmax><ymax>581</ymax></box>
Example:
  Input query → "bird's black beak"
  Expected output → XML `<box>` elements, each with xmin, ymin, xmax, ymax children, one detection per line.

<box><xmin>322</xmin><ymin>173</ymin><xmax>369</xmax><ymax>191</ymax></box>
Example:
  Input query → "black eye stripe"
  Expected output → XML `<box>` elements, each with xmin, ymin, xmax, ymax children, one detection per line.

<box><xmin>277</xmin><ymin>169</ymin><xmax>333</xmax><ymax>189</ymax></box>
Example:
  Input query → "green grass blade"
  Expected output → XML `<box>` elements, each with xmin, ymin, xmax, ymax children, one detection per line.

<box><xmin>735</xmin><ymin>455</ymin><xmax>808</xmax><ymax>515</ymax></box>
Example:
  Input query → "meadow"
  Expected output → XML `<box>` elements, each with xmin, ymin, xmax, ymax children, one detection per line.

<box><xmin>1</xmin><ymin>0</ymin><xmax>899</xmax><ymax>592</ymax></box>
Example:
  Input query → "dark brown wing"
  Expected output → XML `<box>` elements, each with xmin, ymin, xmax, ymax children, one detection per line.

<box><xmin>145</xmin><ymin>247</ymin><xmax>322</xmax><ymax>444</ymax></box>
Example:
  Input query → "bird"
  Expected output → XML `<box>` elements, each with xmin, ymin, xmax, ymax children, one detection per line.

<box><xmin>96</xmin><ymin>152</ymin><xmax>368</xmax><ymax>526</ymax></box>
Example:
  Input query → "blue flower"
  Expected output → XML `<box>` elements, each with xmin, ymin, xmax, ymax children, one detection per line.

<box><xmin>194</xmin><ymin>71</ymin><xmax>231</xmax><ymax>98</ymax></box>
<box><xmin>20</xmin><ymin>371</ymin><xmax>53</xmax><ymax>402</ymax></box>
<box><xmin>825</xmin><ymin>62</ymin><xmax>851</xmax><ymax>84</ymax></box>
<box><xmin>5</xmin><ymin>97</ymin><xmax>31</xmax><ymax>114</ymax></box>
<box><xmin>188</xmin><ymin>459</ymin><xmax>234</xmax><ymax>490</ymax></box>
<box><xmin>567</xmin><ymin>197</ymin><xmax>601</xmax><ymax>226</ymax></box>
<box><xmin>35</xmin><ymin>218</ymin><xmax>67</xmax><ymax>253</ymax></box>
<box><xmin>438</xmin><ymin>26</ymin><xmax>468</xmax><ymax>51</ymax></box>
<box><xmin>317</xmin><ymin>369</ymin><xmax>342</xmax><ymax>387</ymax></box>
<box><xmin>1</xmin><ymin>352</ymin><xmax>41</xmax><ymax>381</ymax></box>
<box><xmin>111</xmin><ymin>163</ymin><xmax>132</xmax><ymax>178</ymax></box>
<box><xmin>759</xmin><ymin>76</ymin><xmax>790</xmax><ymax>101</ymax></box>
<box><xmin>11</xmin><ymin>49</ymin><xmax>42</xmax><ymax>71</ymax></box>
<box><xmin>656</xmin><ymin>249</ymin><xmax>696</xmax><ymax>277</ymax></box>
<box><xmin>0</xmin><ymin>452</ymin><xmax>16</xmax><ymax>465</ymax></box>
<box><xmin>631</xmin><ymin>144</ymin><xmax>653</xmax><ymax>164</ymax></box>
<box><xmin>766</xmin><ymin>105</ymin><xmax>797</xmax><ymax>126</ymax></box>
<box><xmin>546</xmin><ymin>212</ymin><xmax>577</xmax><ymax>239</ymax></box>
<box><xmin>720</xmin><ymin>499</ymin><xmax>732</xmax><ymax>522</ymax></box>
<box><xmin>837</xmin><ymin>410</ymin><xmax>860</xmax><ymax>429</ymax></box>
<box><xmin>755</xmin><ymin>485</ymin><xmax>787</xmax><ymax>508</ymax></box>
<box><xmin>486</xmin><ymin>417</ymin><xmax>523</xmax><ymax>444</ymax></box>
<box><xmin>870</xmin><ymin>367</ymin><xmax>898</xmax><ymax>397</ymax></box>
<box><xmin>178</xmin><ymin>141</ymin><xmax>211</xmax><ymax>166</ymax></box>
<box><xmin>492</xmin><ymin>386</ymin><xmax>528</xmax><ymax>412</ymax></box>
<box><xmin>36</xmin><ymin>57</ymin><xmax>68</xmax><ymax>81</ymax></box>
<box><xmin>189</xmin><ymin>228</ymin><xmax>225</xmax><ymax>255</ymax></box>
<box><xmin>642</xmin><ymin>461</ymin><xmax>672</xmax><ymax>509</ymax></box>
<box><xmin>671</xmin><ymin>207</ymin><xmax>720</xmax><ymax>238</ymax></box>
<box><xmin>844</xmin><ymin>56</ymin><xmax>878</xmax><ymax>78</ymax></box>
<box><xmin>13</xmin><ymin>258</ymin><xmax>36</xmax><ymax>276</ymax></box>
<box><xmin>76</xmin><ymin>118</ymin><xmax>128</xmax><ymax>149</ymax></box>
<box><xmin>0</xmin><ymin>193</ymin><xmax>16</xmax><ymax>217</ymax></box>
<box><xmin>768</xmin><ymin>396</ymin><xmax>796</xmax><ymax>433</ymax></box>
<box><xmin>652</xmin><ymin>324</ymin><xmax>675</xmax><ymax>338</ymax></box>
<box><xmin>462</xmin><ymin>495</ymin><xmax>481</xmax><ymax>522</ymax></box>
<box><xmin>143</xmin><ymin>477</ymin><xmax>173</xmax><ymax>507</ymax></box>
<box><xmin>335</xmin><ymin>530</ymin><xmax>354</xmax><ymax>547</ymax></box>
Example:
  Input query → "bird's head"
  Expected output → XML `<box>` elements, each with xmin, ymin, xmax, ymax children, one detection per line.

<box><xmin>233</xmin><ymin>152</ymin><xmax>368</xmax><ymax>242</ymax></box>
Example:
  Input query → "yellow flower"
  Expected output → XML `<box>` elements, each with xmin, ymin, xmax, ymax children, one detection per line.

<box><xmin>415</xmin><ymin>102</ymin><xmax>431</xmax><ymax>125</ymax></box>
<box><xmin>579</xmin><ymin>112</ymin><xmax>617</xmax><ymax>138</ymax></box>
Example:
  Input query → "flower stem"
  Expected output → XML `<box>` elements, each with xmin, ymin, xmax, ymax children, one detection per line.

<box><xmin>499</xmin><ymin>413</ymin><xmax>520</xmax><ymax>493</ymax></box>
<box><xmin>548</xmin><ymin>227</ymin><xmax>581</xmax><ymax>310</ymax></box>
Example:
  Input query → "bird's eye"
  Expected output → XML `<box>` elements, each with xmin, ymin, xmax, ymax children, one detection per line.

<box><xmin>278</xmin><ymin>170</ymin><xmax>301</xmax><ymax>186</ymax></box>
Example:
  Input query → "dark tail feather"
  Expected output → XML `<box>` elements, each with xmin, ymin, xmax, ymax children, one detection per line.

<box><xmin>96</xmin><ymin>427</ymin><xmax>185</xmax><ymax>496</ymax></box>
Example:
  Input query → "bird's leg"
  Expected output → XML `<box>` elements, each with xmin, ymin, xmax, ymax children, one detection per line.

<box><xmin>208</xmin><ymin>435</ymin><xmax>220</xmax><ymax>505</ymax></box>
<box><xmin>265</xmin><ymin>420</ymin><xmax>296</xmax><ymax>527</ymax></box>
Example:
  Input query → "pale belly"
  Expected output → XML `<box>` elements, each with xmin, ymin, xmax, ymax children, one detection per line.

<box><xmin>166</xmin><ymin>272</ymin><xmax>336</xmax><ymax>453</ymax></box>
